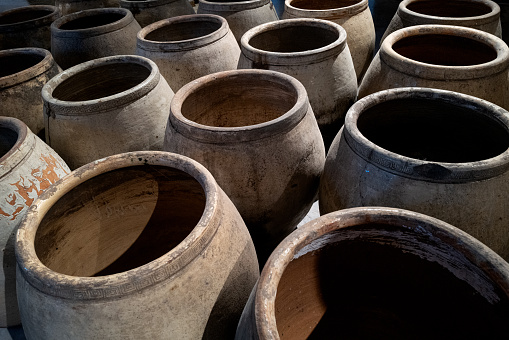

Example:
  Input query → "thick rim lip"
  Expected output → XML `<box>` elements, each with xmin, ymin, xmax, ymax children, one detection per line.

<box><xmin>137</xmin><ymin>14</ymin><xmax>229</xmax><ymax>52</ymax></box>
<box><xmin>42</xmin><ymin>55</ymin><xmax>160</xmax><ymax>116</ymax></box>
<box><xmin>343</xmin><ymin>87</ymin><xmax>509</xmax><ymax>183</ymax></box>
<box><xmin>284</xmin><ymin>0</ymin><xmax>368</xmax><ymax>19</ymax></box>
<box><xmin>15</xmin><ymin>151</ymin><xmax>220</xmax><ymax>299</ymax></box>
<box><xmin>197</xmin><ymin>0</ymin><xmax>270</xmax><ymax>12</ymax></box>
<box><xmin>240</xmin><ymin>18</ymin><xmax>347</xmax><ymax>66</ymax></box>
<box><xmin>0</xmin><ymin>48</ymin><xmax>55</xmax><ymax>89</ymax></box>
<box><xmin>0</xmin><ymin>117</ymin><xmax>33</xmax><ymax>180</ymax></box>
<box><xmin>0</xmin><ymin>5</ymin><xmax>60</xmax><ymax>32</ymax></box>
<box><xmin>255</xmin><ymin>206</ymin><xmax>509</xmax><ymax>338</ymax></box>
<box><xmin>380</xmin><ymin>24</ymin><xmax>509</xmax><ymax>80</ymax></box>
<box><xmin>169</xmin><ymin>69</ymin><xmax>309</xmax><ymax>143</ymax></box>
<box><xmin>120</xmin><ymin>0</ymin><xmax>177</xmax><ymax>9</ymax></box>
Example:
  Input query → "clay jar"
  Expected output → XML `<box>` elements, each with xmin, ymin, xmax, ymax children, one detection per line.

<box><xmin>15</xmin><ymin>151</ymin><xmax>259</xmax><ymax>339</ymax></box>
<box><xmin>381</xmin><ymin>0</ymin><xmax>502</xmax><ymax>43</ymax></box>
<box><xmin>0</xmin><ymin>5</ymin><xmax>60</xmax><ymax>50</ymax></box>
<box><xmin>359</xmin><ymin>25</ymin><xmax>509</xmax><ymax>109</ymax></box>
<box><xmin>320</xmin><ymin>87</ymin><xmax>509</xmax><ymax>260</ymax></box>
<box><xmin>42</xmin><ymin>55</ymin><xmax>174</xmax><ymax>170</ymax></box>
<box><xmin>235</xmin><ymin>207</ymin><xmax>509</xmax><ymax>339</ymax></box>
<box><xmin>164</xmin><ymin>69</ymin><xmax>325</xmax><ymax>264</ymax></box>
<box><xmin>55</xmin><ymin>0</ymin><xmax>120</xmax><ymax>16</ymax></box>
<box><xmin>120</xmin><ymin>0</ymin><xmax>195</xmax><ymax>27</ymax></box>
<box><xmin>0</xmin><ymin>117</ymin><xmax>70</xmax><ymax>327</ymax></box>
<box><xmin>0</xmin><ymin>48</ymin><xmax>61</xmax><ymax>137</ymax></box>
<box><xmin>238</xmin><ymin>18</ymin><xmax>357</xmax><ymax>150</ymax></box>
<box><xmin>283</xmin><ymin>0</ymin><xmax>375</xmax><ymax>82</ymax></box>
<box><xmin>51</xmin><ymin>8</ymin><xmax>141</xmax><ymax>69</ymax></box>
<box><xmin>197</xmin><ymin>0</ymin><xmax>279</xmax><ymax>42</ymax></box>
<box><xmin>136</xmin><ymin>14</ymin><xmax>240</xmax><ymax>92</ymax></box>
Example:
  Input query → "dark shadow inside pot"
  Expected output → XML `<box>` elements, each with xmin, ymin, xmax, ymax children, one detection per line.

<box><xmin>356</xmin><ymin>97</ymin><xmax>509</xmax><ymax>162</ymax></box>
<box><xmin>59</xmin><ymin>12</ymin><xmax>126</xmax><ymax>30</ymax></box>
<box><xmin>0</xmin><ymin>53</ymin><xmax>45</xmax><ymax>78</ymax></box>
<box><xmin>392</xmin><ymin>34</ymin><xmax>497</xmax><ymax>66</ymax></box>
<box><xmin>406</xmin><ymin>0</ymin><xmax>492</xmax><ymax>17</ymax></box>
<box><xmin>288</xmin><ymin>0</ymin><xmax>360</xmax><ymax>10</ymax></box>
<box><xmin>144</xmin><ymin>19</ymin><xmax>221</xmax><ymax>42</ymax></box>
<box><xmin>34</xmin><ymin>165</ymin><xmax>206</xmax><ymax>276</ymax></box>
<box><xmin>0</xmin><ymin>127</ymin><xmax>18</xmax><ymax>159</ymax></box>
<box><xmin>275</xmin><ymin>224</ymin><xmax>509</xmax><ymax>339</ymax></box>
<box><xmin>0</xmin><ymin>8</ymin><xmax>54</xmax><ymax>25</ymax></box>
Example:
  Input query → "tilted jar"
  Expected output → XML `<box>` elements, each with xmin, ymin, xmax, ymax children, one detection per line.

<box><xmin>120</xmin><ymin>0</ymin><xmax>195</xmax><ymax>27</ymax></box>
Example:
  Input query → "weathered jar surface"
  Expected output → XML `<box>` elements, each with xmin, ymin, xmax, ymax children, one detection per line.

<box><xmin>0</xmin><ymin>5</ymin><xmax>60</xmax><ymax>50</ymax></box>
<box><xmin>236</xmin><ymin>207</ymin><xmax>509</xmax><ymax>339</ymax></box>
<box><xmin>120</xmin><ymin>0</ymin><xmax>195</xmax><ymax>27</ymax></box>
<box><xmin>43</xmin><ymin>55</ymin><xmax>174</xmax><ymax>170</ymax></box>
<box><xmin>0</xmin><ymin>117</ymin><xmax>69</xmax><ymax>327</ymax></box>
<box><xmin>137</xmin><ymin>14</ymin><xmax>240</xmax><ymax>92</ymax></box>
<box><xmin>197</xmin><ymin>0</ymin><xmax>278</xmax><ymax>42</ymax></box>
<box><xmin>238</xmin><ymin>18</ymin><xmax>357</xmax><ymax>150</ymax></box>
<box><xmin>320</xmin><ymin>87</ymin><xmax>509</xmax><ymax>260</ymax></box>
<box><xmin>164</xmin><ymin>69</ymin><xmax>325</xmax><ymax>264</ymax></box>
<box><xmin>283</xmin><ymin>0</ymin><xmax>375</xmax><ymax>82</ymax></box>
<box><xmin>359</xmin><ymin>24</ymin><xmax>509</xmax><ymax>110</ymax></box>
<box><xmin>51</xmin><ymin>8</ymin><xmax>141</xmax><ymax>69</ymax></box>
<box><xmin>16</xmin><ymin>151</ymin><xmax>259</xmax><ymax>339</ymax></box>
<box><xmin>55</xmin><ymin>0</ymin><xmax>120</xmax><ymax>16</ymax></box>
<box><xmin>0</xmin><ymin>48</ymin><xmax>61</xmax><ymax>137</ymax></box>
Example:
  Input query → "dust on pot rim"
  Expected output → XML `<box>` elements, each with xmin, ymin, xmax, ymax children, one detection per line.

<box><xmin>342</xmin><ymin>87</ymin><xmax>509</xmax><ymax>183</ymax></box>
<box><xmin>42</xmin><ymin>55</ymin><xmax>160</xmax><ymax>116</ymax></box>
<box><xmin>240</xmin><ymin>18</ymin><xmax>347</xmax><ymax>66</ymax></box>
<box><xmin>169</xmin><ymin>69</ymin><xmax>309</xmax><ymax>143</ymax></box>
<box><xmin>380</xmin><ymin>24</ymin><xmax>509</xmax><ymax>80</ymax></box>
<box><xmin>0</xmin><ymin>5</ymin><xmax>60</xmax><ymax>33</ymax></box>
<box><xmin>121</xmin><ymin>0</ymin><xmax>182</xmax><ymax>10</ymax></box>
<box><xmin>137</xmin><ymin>14</ymin><xmax>229</xmax><ymax>52</ymax></box>
<box><xmin>15</xmin><ymin>151</ymin><xmax>222</xmax><ymax>300</ymax></box>
<box><xmin>0</xmin><ymin>117</ymin><xmax>34</xmax><ymax>179</ymax></box>
<box><xmin>284</xmin><ymin>0</ymin><xmax>368</xmax><ymax>19</ymax></box>
<box><xmin>198</xmin><ymin>0</ymin><xmax>272</xmax><ymax>12</ymax></box>
<box><xmin>0</xmin><ymin>48</ymin><xmax>56</xmax><ymax>89</ymax></box>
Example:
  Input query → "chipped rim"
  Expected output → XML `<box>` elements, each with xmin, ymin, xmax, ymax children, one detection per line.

<box><xmin>0</xmin><ymin>117</ymin><xmax>34</xmax><ymax>180</ymax></box>
<box><xmin>0</xmin><ymin>5</ymin><xmax>60</xmax><ymax>33</ymax></box>
<box><xmin>0</xmin><ymin>48</ymin><xmax>57</xmax><ymax>89</ymax></box>
<box><xmin>284</xmin><ymin>0</ymin><xmax>368</xmax><ymax>20</ymax></box>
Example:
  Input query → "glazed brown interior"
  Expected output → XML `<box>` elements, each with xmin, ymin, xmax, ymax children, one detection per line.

<box><xmin>181</xmin><ymin>75</ymin><xmax>297</xmax><ymax>127</ymax></box>
<box><xmin>0</xmin><ymin>127</ymin><xmax>18</xmax><ymax>159</ymax></box>
<box><xmin>407</xmin><ymin>0</ymin><xmax>492</xmax><ymax>17</ymax></box>
<box><xmin>0</xmin><ymin>8</ymin><xmax>53</xmax><ymax>25</ymax></box>
<box><xmin>52</xmin><ymin>62</ymin><xmax>151</xmax><ymax>101</ymax></box>
<box><xmin>392</xmin><ymin>34</ymin><xmax>497</xmax><ymax>66</ymax></box>
<box><xmin>289</xmin><ymin>0</ymin><xmax>360</xmax><ymax>10</ymax></box>
<box><xmin>144</xmin><ymin>19</ymin><xmax>221</xmax><ymax>42</ymax></box>
<box><xmin>357</xmin><ymin>97</ymin><xmax>509</xmax><ymax>162</ymax></box>
<box><xmin>34</xmin><ymin>165</ymin><xmax>206</xmax><ymax>276</ymax></box>
<box><xmin>275</xmin><ymin>224</ymin><xmax>509</xmax><ymax>339</ymax></box>
<box><xmin>0</xmin><ymin>52</ymin><xmax>45</xmax><ymax>78</ymax></box>
<box><xmin>59</xmin><ymin>12</ymin><xmax>125</xmax><ymax>30</ymax></box>
<box><xmin>249</xmin><ymin>25</ymin><xmax>338</xmax><ymax>52</ymax></box>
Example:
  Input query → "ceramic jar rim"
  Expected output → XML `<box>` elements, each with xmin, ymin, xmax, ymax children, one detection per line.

<box><xmin>0</xmin><ymin>48</ymin><xmax>55</xmax><ymax>89</ymax></box>
<box><xmin>240</xmin><ymin>18</ymin><xmax>347</xmax><ymax>66</ymax></box>
<box><xmin>169</xmin><ymin>69</ymin><xmax>309</xmax><ymax>143</ymax></box>
<box><xmin>121</xmin><ymin>0</ymin><xmax>181</xmax><ymax>9</ymax></box>
<box><xmin>343</xmin><ymin>87</ymin><xmax>509</xmax><ymax>183</ymax></box>
<box><xmin>284</xmin><ymin>0</ymin><xmax>368</xmax><ymax>19</ymax></box>
<box><xmin>137</xmin><ymin>14</ymin><xmax>229</xmax><ymax>52</ymax></box>
<box><xmin>15</xmin><ymin>151</ymin><xmax>222</xmax><ymax>300</ymax></box>
<box><xmin>198</xmin><ymin>0</ymin><xmax>271</xmax><ymax>12</ymax></box>
<box><xmin>51</xmin><ymin>8</ymin><xmax>135</xmax><ymax>38</ymax></box>
<box><xmin>253</xmin><ymin>206</ymin><xmax>509</xmax><ymax>339</ymax></box>
<box><xmin>0</xmin><ymin>5</ymin><xmax>60</xmax><ymax>33</ymax></box>
<box><xmin>0</xmin><ymin>117</ymin><xmax>35</xmax><ymax>180</ymax></box>
<box><xmin>380</xmin><ymin>24</ymin><xmax>509</xmax><ymax>80</ymax></box>
<box><xmin>42</xmin><ymin>55</ymin><xmax>160</xmax><ymax>116</ymax></box>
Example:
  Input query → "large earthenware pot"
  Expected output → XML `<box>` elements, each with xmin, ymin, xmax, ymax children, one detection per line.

<box><xmin>42</xmin><ymin>55</ymin><xmax>174</xmax><ymax>170</ymax></box>
<box><xmin>137</xmin><ymin>14</ymin><xmax>240</xmax><ymax>92</ymax></box>
<box><xmin>495</xmin><ymin>0</ymin><xmax>509</xmax><ymax>44</ymax></box>
<box><xmin>0</xmin><ymin>48</ymin><xmax>61</xmax><ymax>137</ymax></box>
<box><xmin>359</xmin><ymin>25</ymin><xmax>509</xmax><ymax>109</ymax></box>
<box><xmin>235</xmin><ymin>207</ymin><xmax>509</xmax><ymax>339</ymax></box>
<box><xmin>16</xmin><ymin>151</ymin><xmax>259</xmax><ymax>339</ymax></box>
<box><xmin>51</xmin><ymin>8</ymin><xmax>141</xmax><ymax>69</ymax></box>
<box><xmin>320</xmin><ymin>87</ymin><xmax>509</xmax><ymax>260</ymax></box>
<box><xmin>0</xmin><ymin>117</ymin><xmax>69</xmax><ymax>327</ymax></box>
<box><xmin>120</xmin><ymin>0</ymin><xmax>195</xmax><ymax>27</ymax></box>
<box><xmin>55</xmin><ymin>0</ymin><xmax>120</xmax><ymax>16</ymax></box>
<box><xmin>0</xmin><ymin>5</ymin><xmax>60</xmax><ymax>50</ymax></box>
<box><xmin>197</xmin><ymin>0</ymin><xmax>278</xmax><ymax>42</ymax></box>
<box><xmin>381</xmin><ymin>0</ymin><xmax>502</xmax><ymax>43</ymax></box>
<box><xmin>283</xmin><ymin>0</ymin><xmax>375</xmax><ymax>82</ymax></box>
<box><xmin>164</xmin><ymin>69</ymin><xmax>325</xmax><ymax>264</ymax></box>
<box><xmin>239</xmin><ymin>18</ymin><xmax>357</xmax><ymax>150</ymax></box>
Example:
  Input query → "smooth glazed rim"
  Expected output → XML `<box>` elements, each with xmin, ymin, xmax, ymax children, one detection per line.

<box><xmin>0</xmin><ymin>5</ymin><xmax>60</xmax><ymax>33</ymax></box>
<box><xmin>137</xmin><ymin>14</ymin><xmax>229</xmax><ymax>52</ymax></box>
<box><xmin>380</xmin><ymin>24</ymin><xmax>509</xmax><ymax>80</ymax></box>
<box><xmin>284</xmin><ymin>0</ymin><xmax>368</xmax><ymax>20</ymax></box>
<box><xmin>343</xmin><ymin>87</ymin><xmax>509</xmax><ymax>183</ymax></box>
<box><xmin>240</xmin><ymin>18</ymin><xmax>347</xmax><ymax>66</ymax></box>
<box><xmin>254</xmin><ymin>206</ymin><xmax>509</xmax><ymax>339</ymax></box>
<box><xmin>169</xmin><ymin>69</ymin><xmax>309</xmax><ymax>143</ymax></box>
<box><xmin>0</xmin><ymin>117</ymin><xmax>34</xmax><ymax>180</ymax></box>
<box><xmin>0</xmin><ymin>48</ymin><xmax>56</xmax><ymax>89</ymax></box>
<box><xmin>198</xmin><ymin>0</ymin><xmax>271</xmax><ymax>12</ymax></box>
<box><xmin>15</xmin><ymin>151</ymin><xmax>222</xmax><ymax>300</ymax></box>
<box><xmin>120</xmin><ymin>0</ymin><xmax>179</xmax><ymax>9</ymax></box>
<box><xmin>42</xmin><ymin>55</ymin><xmax>160</xmax><ymax>116</ymax></box>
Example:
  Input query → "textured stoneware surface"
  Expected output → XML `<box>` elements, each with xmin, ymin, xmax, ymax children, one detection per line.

<box><xmin>15</xmin><ymin>151</ymin><xmax>259</xmax><ymax>339</ymax></box>
<box><xmin>164</xmin><ymin>69</ymin><xmax>325</xmax><ymax>264</ymax></box>
<box><xmin>137</xmin><ymin>14</ymin><xmax>240</xmax><ymax>92</ymax></box>
<box><xmin>320</xmin><ymin>87</ymin><xmax>509</xmax><ymax>260</ymax></box>
<box><xmin>55</xmin><ymin>0</ymin><xmax>120</xmax><ymax>16</ymax></box>
<box><xmin>283</xmin><ymin>0</ymin><xmax>375</xmax><ymax>82</ymax></box>
<box><xmin>359</xmin><ymin>24</ymin><xmax>509</xmax><ymax>110</ymax></box>
<box><xmin>0</xmin><ymin>117</ymin><xmax>70</xmax><ymax>327</ymax></box>
<box><xmin>0</xmin><ymin>48</ymin><xmax>61</xmax><ymax>137</ymax></box>
<box><xmin>42</xmin><ymin>55</ymin><xmax>174</xmax><ymax>170</ymax></box>
<box><xmin>120</xmin><ymin>0</ymin><xmax>195</xmax><ymax>27</ymax></box>
<box><xmin>236</xmin><ymin>207</ymin><xmax>509</xmax><ymax>339</ymax></box>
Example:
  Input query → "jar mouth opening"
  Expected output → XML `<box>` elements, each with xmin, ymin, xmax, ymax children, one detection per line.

<box><xmin>0</xmin><ymin>50</ymin><xmax>46</xmax><ymax>78</ymax></box>
<box><xmin>144</xmin><ymin>17</ymin><xmax>223</xmax><ymax>42</ymax></box>
<box><xmin>405</xmin><ymin>0</ymin><xmax>493</xmax><ymax>18</ymax></box>
<box><xmin>286</xmin><ymin>0</ymin><xmax>362</xmax><ymax>11</ymax></box>
<box><xmin>57</xmin><ymin>12</ymin><xmax>126</xmax><ymax>30</ymax></box>
<box><xmin>0</xmin><ymin>124</ymin><xmax>21</xmax><ymax>161</ymax></box>
<box><xmin>0</xmin><ymin>7</ymin><xmax>55</xmax><ymax>25</ymax></box>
